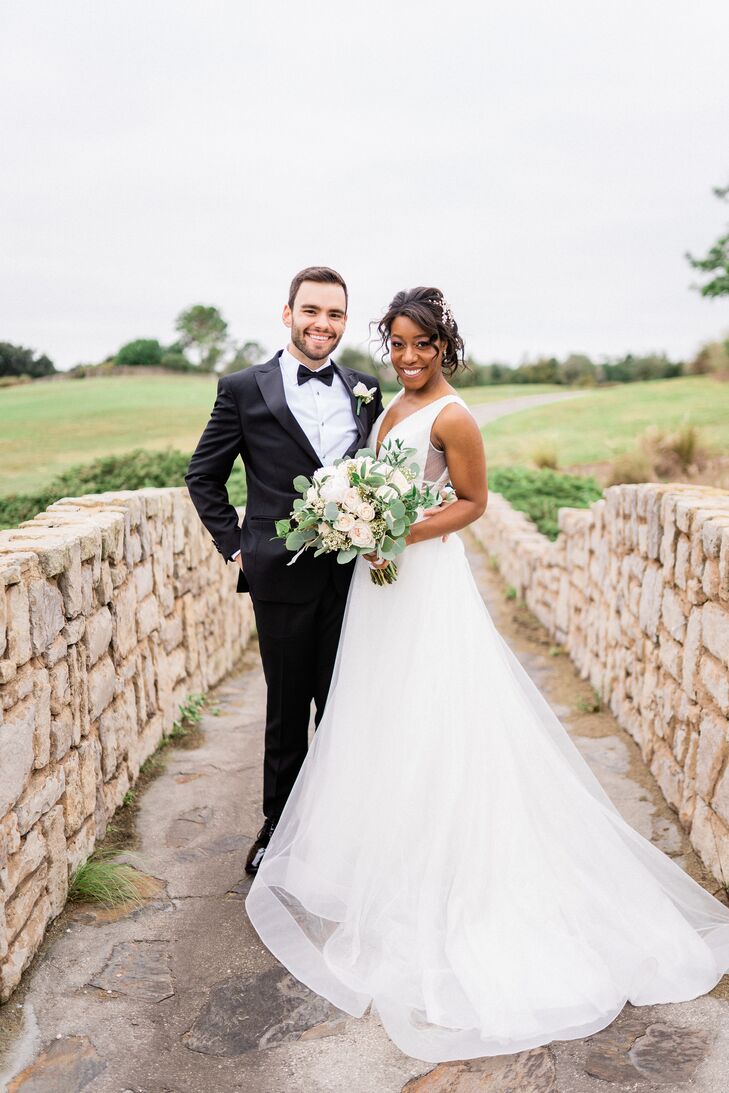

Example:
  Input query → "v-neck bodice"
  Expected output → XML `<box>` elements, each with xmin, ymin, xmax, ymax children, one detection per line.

<box><xmin>369</xmin><ymin>390</ymin><xmax>468</xmax><ymax>489</ymax></box>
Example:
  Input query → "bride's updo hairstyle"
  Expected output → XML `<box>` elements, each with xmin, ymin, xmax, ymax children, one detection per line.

<box><xmin>377</xmin><ymin>287</ymin><xmax>466</xmax><ymax>378</ymax></box>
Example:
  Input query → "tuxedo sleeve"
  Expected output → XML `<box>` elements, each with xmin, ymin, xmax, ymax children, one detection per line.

<box><xmin>185</xmin><ymin>376</ymin><xmax>243</xmax><ymax>562</ymax></box>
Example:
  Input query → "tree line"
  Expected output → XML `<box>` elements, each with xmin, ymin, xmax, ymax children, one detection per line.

<box><xmin>2</xmin><ymin>183</ymin><xmax>727</xmax><ymax>385</ymax></box>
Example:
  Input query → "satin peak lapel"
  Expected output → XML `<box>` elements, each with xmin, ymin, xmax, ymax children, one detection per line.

<box><xmin>335</xmin><ymin>366</ymin><xmax>369</xmax><ymax>445</ymax></box>
<box><xmin>255</xmin><ymin>361</ymin><xmax>321</xmax><ymax>467</ymax></box>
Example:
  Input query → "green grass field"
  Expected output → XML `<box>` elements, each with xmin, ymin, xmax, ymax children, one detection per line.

<box><xmin>0</xmin><ymin>376</ymin><xmax>560</xmax><ymax>496</ymax></box>
<box><xmin>481</xmin><ymin>376</ymin><xmax>729</xmax><ymax>467</ymax></box>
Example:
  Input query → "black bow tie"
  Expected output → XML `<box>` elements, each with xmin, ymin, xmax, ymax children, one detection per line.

<box><xmin>297</xmin><ymin>363</ymin><xmax>334</xmax><ymax>387</ymax></box>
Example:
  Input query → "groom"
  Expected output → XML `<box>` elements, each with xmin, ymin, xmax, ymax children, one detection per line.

<box><xmin>185</xmin><ymin>267</ymin><xmax>383</xmax><ymax>873</ymax></box>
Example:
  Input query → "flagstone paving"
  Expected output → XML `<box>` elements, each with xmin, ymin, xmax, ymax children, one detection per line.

<box><xmin>1</xmin><ymin>532</ymin><xmax>728</xmax><ymax>1093</ymax></box>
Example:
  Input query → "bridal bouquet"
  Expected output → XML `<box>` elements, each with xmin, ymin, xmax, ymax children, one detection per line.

<box><xmin>276</xmin><ymin>441</ymin><xmax>454</xmax><ymax>586</ymax></box>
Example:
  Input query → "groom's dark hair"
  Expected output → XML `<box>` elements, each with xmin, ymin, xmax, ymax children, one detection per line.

<box><xmin>288</xmin><ymin>266</ymin><xmax>348</xmax><ymax>312</ymax></box>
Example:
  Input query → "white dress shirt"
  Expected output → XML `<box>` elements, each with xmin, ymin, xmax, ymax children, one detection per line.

<box><xmin>279</xmin><ymin>348</ymin><xmax>359</xmax><ymax>466</ymax></box>
<box><xmin>231</xmin><ymin>349</ymin><xmax>359</xmax><ymax>561</ymax></box>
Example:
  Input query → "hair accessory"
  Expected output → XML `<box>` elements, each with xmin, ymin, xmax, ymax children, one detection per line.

<box><xmin>428</xmin><ymin>295</ymin><xmax>455</xmax><ymax>329</ymax></box>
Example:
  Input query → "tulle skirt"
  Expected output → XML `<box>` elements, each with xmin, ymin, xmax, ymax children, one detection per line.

<box><xmin>245</xmin><ymin>534</ymin><xmax>729</xmax><ymax>1063</ymax></box>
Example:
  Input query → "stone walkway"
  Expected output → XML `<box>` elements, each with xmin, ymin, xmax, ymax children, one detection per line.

<box><xmin>1</xmin><ymin>534</ymin><xmax>728</xmax><ymax>1092</ymax></box>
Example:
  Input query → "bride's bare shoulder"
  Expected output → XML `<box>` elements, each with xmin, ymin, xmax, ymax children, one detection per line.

<box><xmin>432</xmin><ymin>399</ymin><xmax>480</xmax><ymax>449</ymax></box>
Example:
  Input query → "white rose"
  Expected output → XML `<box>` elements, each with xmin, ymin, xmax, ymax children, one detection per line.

<box><xmin>305</xmin><ymin>486</ymin><xmax>319</xmax><ymax>504</ymax></box>
<box><xmin>390</xmin><ymin>469</ymin><xmax>410</xmax><ymax>494</ymax></box>
<box><xmin>375</xmin><ymin>484</ymin><xmax>398</xmax><ymax>503</ymax></box>
<box><xmin>342</xmin><ymin>487</ymin><xmax>361</xmax><ymax>512</ymax></box>
<box><xmin>356</xmin><ymin>501</ymin><xmax>375</xmax><ymax>522</ymax></box>
<box><xmin>355</xmin><ymin>456</ymin><xmax>374</xmax><ymax>476</ymax></box>
<box><xmin>313</xmin><ymin>467</ymin><xmax>329</xmax><ymax>482</ymax></box>
<box><xmin>334</xmin><ymin>512</ymin><xmax>356</xmax><ymax>533</ymax></box>
<box><xmin>320</xmin><ymin>476</ymin><xmax>348</xmax><ymax>503</ymax></box>
<box><xmin>350</xmin><ymin>521</ymin><xmax>375</xmax><ymax>548</ymax></box>
<box><xmin>318</xmin><ymin>521</ymin><xmax>330</xmax><ymax>535</ymax></box>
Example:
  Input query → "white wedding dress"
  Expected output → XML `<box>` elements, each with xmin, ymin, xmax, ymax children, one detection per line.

<box><xmin>246</xmin><ymin>393</ymin><xmax>729</xmax><ymax>1063</ymax></box>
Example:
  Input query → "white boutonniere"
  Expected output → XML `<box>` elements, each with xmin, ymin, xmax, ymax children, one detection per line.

<box><xmin>353</xmin><ymin>382</ymin><xmax>377</xmax><ymax>414</ymax></box>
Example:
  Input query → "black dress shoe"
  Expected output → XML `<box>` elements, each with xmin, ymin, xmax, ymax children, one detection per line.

<box><xmin>245</xmin><ymin>816</ymin><xmax>279</xmax><ymax>875</ymax></box>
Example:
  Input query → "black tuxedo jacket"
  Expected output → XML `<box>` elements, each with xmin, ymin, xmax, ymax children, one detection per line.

<box><xmin>185</xmin><ymin>352</ymin><xmax>384</xmax><ymax>603</ymax></box>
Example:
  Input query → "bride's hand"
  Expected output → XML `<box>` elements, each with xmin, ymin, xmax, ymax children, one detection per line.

<box><xmin>420</xmin><ymin>506</ymin><xmax>450</xmax><ymax>543</ymax></box>
<box><xmin>363</xmin><ymin>552</ymin><xmax>390</xmax><ymax>570</ymax></box>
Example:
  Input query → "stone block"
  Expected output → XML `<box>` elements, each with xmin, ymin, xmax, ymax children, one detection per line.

<box><xmin>638</xmin><ymin>564</ymin><xmax>663</xmax><ymax>639</ymax></box>
<box><xmin>0</xmin><ymin>698</ymin><xmax>35</xmax><ymax>816</ymax></box>
<box><xmin>61</xmin><ymin>751</ymin><xmax>83</xmax><ymax>835</ymax></box>
<box><xmin>66</xmin><ymin>816</ymin><xmax>95</xmax><ymax>876</ymax></box>
<box><xmin>6</xmin><ymin>582</ymin><xmax>31</xmax><ymax>666</ymax></box>
<box><xmin>50</xmin><ymin>706</ymin><xmax>75</xmax><ymax>761</ymax></box>
<box><xmin>133</xmin><ymin>559</ymin><xmax>154</xmax><ymax>600</ymax></box>
<box><xmin>5</xmin><ymin>862</ymin><xmax>48</xmax><ymax>942</ymax></box>
<box><xmin>661</xmin><ymin>586</ymin><xmax>687</xmax><ymax>643</ymax></box>
<box><xmin>0</xmin><ymin>583</ymin><xmax>6</xmax><ymax>659</ymax></box>
<box><xmin>658</xmin><ymin>635</ymin><xmax>682</xmax><ymax>683</ymax></box>
<box><xmin>40</xmin><ymin>803</ymin><xmax>67</xmax><ymax>916</ymax></box>
<box><xmin>42</xmin><ymin>633</ymin><xmax>68</xmax><ymax>668</ymax></box>
<box><xmin>58</xmin><ymin>544</ymin><xmax>83</xmax><ymax>618</ymax></box>
<box><xmin>682</xmin><ymin>607</ymin><xmax>702</xmax><ymax>700</ymax></box>
<box><xmin>675</xmin><ymin>535</ymin><xmax>689</xmax><ymax>590</ymax></box>
<box><xmin>690</xmin><ymin>798</ymin><xmax>729</xmax><ymax>891</ymax></box>
<box><xmin>699</xmin><ymin>654</ymin><xmax>729</xmax><ymax>715</ymax></box>
<box><xmin>87</xmin><ymin>655</ymin><xmax>116</xmax><ymax>722</ymax></box>
<box><xmin>62</xmin><ymin>615</ymin><xmax>85</xmax><ymax>645</ymax></box>
<box><xmin>0</xmin><ymin>892</ymin><xmax>51</xmax><ymax>1001</ymax></box>
<box><xmin>695</xmin><ymin>712</ymin><xmax>729</xmax><ymax>800</ymax></box>
<box><xmin>32</xmin><ymin>667</ymin><xmax>51</xmax><ymax>769</ymax></box>
<box><xmin>136</xmin><ymin>594</ymin><xmax>160</xmax><ymax>639</ymax></box>
<box><xmin>701</xmin><ymin>602</ymin><xmax>729</xmax><ymax>667</ymax></box>
<box><xmin>0</xmin><ymin>812</ymin><xmax>20</xmax><ymax>870</ymax></box>
<box><xmin>0</xmin><ymin>824</ymin><xmax>46</xmax><ymax>900</ymax></box>
<box><xmin>84</xmin><ymin>606</ymin><xmax>112</xmax><ymax>667</ymax></box>
<box><xmin>712</xmin><ymin>759</ymin><xmax>729</xmax><ymax>827</ymax></box>
<box><xmin>49</xmin><ymin>660</ymin><xmax>70</xmax><ymax>715</ymax></box>
<box><xmin>112</xmin><ymin>580</ymin><xmax>137</xmax><ymax>658</ymax></box>
<box><xmin>14</xmin><ymin>765</ymin><xmax>65</xmax><ymax>836</ymax></box>
<box><xmin>28</xmin><ymin>579</ymin><xmax>65</xmax><ymax>656</ymax></box>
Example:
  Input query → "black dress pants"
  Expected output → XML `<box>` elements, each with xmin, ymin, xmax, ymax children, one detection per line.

<box><xmin>250</xmin><ymin>574</ymin><xmax>350</xmax><ymax>819</ymax></box>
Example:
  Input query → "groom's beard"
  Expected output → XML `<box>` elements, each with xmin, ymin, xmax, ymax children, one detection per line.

<box><xmin>290</xmin><ymin>321</ymin><xmax>344</xmax><ymax>363</ymax></box>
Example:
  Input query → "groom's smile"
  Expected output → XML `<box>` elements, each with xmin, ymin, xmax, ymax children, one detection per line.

<box><xmin>283</xmin><ymin>280</ymin><xmax>347</xmax><ymax>368</ymax></box>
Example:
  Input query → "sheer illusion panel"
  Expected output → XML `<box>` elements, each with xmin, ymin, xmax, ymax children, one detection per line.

<box><xmin>422</xmin><ymin>441</ymin><xmax>449</xmax><ymax>490</ymax></box>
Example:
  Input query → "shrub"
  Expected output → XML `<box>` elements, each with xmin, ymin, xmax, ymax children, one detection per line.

<box><xmin>0</xmin><ymin>448</ymin><xmax>247</xmax><ymax>530</ymax></box>
<box><xmin>529</xmin><ymin>443</ymin><xmax>559</xmax><ymax>470</ymax></box>
<box><xmin>160</xmin><ymin>352</ymin><xmax>197</xmax><ymax>372</ymax></box>
<box><xmin>489</xmin><ymin>466</ymin><xmax>602</xmax><ymax>540</ymax></box>
<box><xmin>0</xmin><ymin>374</ymin><xmax>32</xmax><ymax>388</ymax></box>
<box><xmin>115</xmin><ymin>339</ymin><xmax>163</xmax><ymax>367</ymax></box>
<box><xmin>607</xmin><ymin>451</ymin><xmax>655</xmax><ymax>486</ymax></box>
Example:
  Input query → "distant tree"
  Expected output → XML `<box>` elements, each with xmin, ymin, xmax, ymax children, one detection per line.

<box><xmin>222</xmin><ymin>340</ymin><xmax>267</xmax><ymax>374</ymax></box>
<box><xmin>175</xmin><ymin>305</ymin><xmax>229</xmax><ymax>371</ymax></box>
<box><xmin>338</xmin><ymin>345</ymin><xmax>398</xmax><ymax>389</ymax></box>
<box><xmin>686</xmin><ymin>183</ymin><xmax>729</xmax><ymax>298</ymax></box>
<box><xmin>115</xmin><ymin>338</ymin><xmax>163</xmax><ymax>367</ymax></box>
<box><xmin>687</xmin><ymin>340</ymin><xmax>729</xmax><ymax>379</ymax></box>
<box><xmin>559</xmin><ymin>353</ymin><xmax>597</xmax><ymax>386</ymax></box>
<box><xmin>0</xmin><ymin>342</ymin><xmax>55</xmax><ymax>378</ymax></box>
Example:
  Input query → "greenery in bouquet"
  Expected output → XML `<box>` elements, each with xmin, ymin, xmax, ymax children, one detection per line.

<box><xmin>275</xmin><ymin>440</ymin><xmax>452</xmax><ymax>585</ymax></box>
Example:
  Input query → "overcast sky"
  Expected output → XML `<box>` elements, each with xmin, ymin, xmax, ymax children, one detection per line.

<box><xmin>1</xmin><ymin>1</ymin><xmax>728</xmax><ymax>370</ymax></box>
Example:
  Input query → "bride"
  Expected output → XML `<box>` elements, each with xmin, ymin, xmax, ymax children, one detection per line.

<box><xmin>245</xmin><ymin>287</ymin><xmax>729</xmax><ymax>1063</ymax></box>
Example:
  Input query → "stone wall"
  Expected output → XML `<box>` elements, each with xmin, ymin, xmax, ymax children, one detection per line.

<box><xmin>0</xmin><ymin>488</ymin><xmax>253</xmax><ymax>999</ymax></box>
<box><xmin>471</xmin><ymin>483</ymin><xmax>729</xmax><ymax>887</ymax></box>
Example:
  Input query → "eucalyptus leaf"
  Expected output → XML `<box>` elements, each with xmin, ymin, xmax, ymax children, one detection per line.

<box><xmin>275</xmin><ymin>519</ymin><xmax>291</xmax><ymax>537</ymax></box>
<box><xmin>337</xmin><ymin>547</ymin><xmax>358</xmax><ymax>564</ymax></box>
<box><xmin>392</xmin><ymin>538</ymin><xmax>407</xmax><ymax>554</ymax></box>
<box><xmin>324</xmin><ymin>501</ymin><xmax>340</xmax><ymax>521</ymax></box>
<box><xmin>293</xmin><ymin>475</ymin><xmax>312</xmax><ymax>493</ymax></box>
<box><xmin>390</xmin><ymin>500</ymin><xmax>406</xmax><ymax>519</ymax></box>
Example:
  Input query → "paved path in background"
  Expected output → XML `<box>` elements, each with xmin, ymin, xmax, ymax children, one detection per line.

<box><xmin>1</xmin><ymin>536</ymin><xmax>728</xmax><ymax>1093</ymax></box>
<box><xmin>466</xmin><ymin>389</ymin><xmax>585</xmax><ymax>427</ymax></box>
